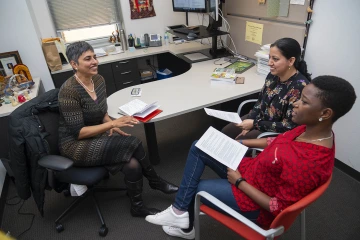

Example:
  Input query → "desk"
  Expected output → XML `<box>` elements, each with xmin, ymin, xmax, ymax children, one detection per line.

<box><xmin>0</xmin><ymin>77</ymin><xmax>41</xmax><ymax>163</ymax></box>
<box><xmin>51</xmin><ymin>42</ymin><xmax>211</xmax><ymax>96</ymax></box>
<box><xmin>107</xmin><ymin>59</ymin><xmax>264</xmax><ymax>164</ymax></box>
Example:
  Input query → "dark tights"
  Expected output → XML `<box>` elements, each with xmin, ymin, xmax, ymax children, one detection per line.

<box><xmin>120</xmin><ymin>144</ymin><xmax>150</xmax><ymax>182</ymax></box>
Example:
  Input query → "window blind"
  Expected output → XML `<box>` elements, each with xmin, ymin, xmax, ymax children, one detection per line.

<box><xmin>47</xmin><ymin>0</ymin><xmax>121</xmax><ymax>31</ymax></box>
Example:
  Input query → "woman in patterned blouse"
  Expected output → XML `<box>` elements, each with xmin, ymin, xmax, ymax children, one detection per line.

<box><xmin>145</xmin><ymin>76</ymin><xmax>356</xmax><ymax>239</ymax></box>
<box><xmin>58</xmin><ymin>41</ymin><xmax>178</xmax><ymax>218</ymax></box>
<box><xmin>222</xmin><ymin>38</ymin><xmax>311</xmax><ymax>140</ymax></box>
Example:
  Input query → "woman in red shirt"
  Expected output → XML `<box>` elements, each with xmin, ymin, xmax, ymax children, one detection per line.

<box><xmin>145</xmin><ymin>75</ymin><xmax>356</xmax><ymax>239</ymax></box>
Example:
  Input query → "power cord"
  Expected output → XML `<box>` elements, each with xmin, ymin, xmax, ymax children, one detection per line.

<box><xmin>5</xmin><ymin>196</ymin><xmax>35</xmax><ymax>239</ymax></box>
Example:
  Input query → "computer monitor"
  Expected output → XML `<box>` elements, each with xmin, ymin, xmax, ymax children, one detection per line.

<box><xmin>172</xmin><ymin>0</ymin><xmax>218</xmax><ymax>19</ymax></box>
<box><xmin>172</xmin><ymin>0</ymin><xmax>207</xmax><ymax>13</ymax></box>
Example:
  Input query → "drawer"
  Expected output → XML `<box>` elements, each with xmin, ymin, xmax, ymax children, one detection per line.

<box><xmin>111</xmin><ymin>59</ymin><xmax>137</xmax><ymax>72</ymax></box>
<box><xmin>114</xmin><ymin>71</ymin><xmax>141</xmax><ymax>90</ymax></box>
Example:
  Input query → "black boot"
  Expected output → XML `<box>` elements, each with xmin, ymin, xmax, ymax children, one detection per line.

<box><xmin>143</xmin><ymin>166</ymin><xmax>179</xmax><ymax>194</ymax></box>
<box><xmin>125</xmin><ymin>178</ymin><xmax>161</xmax><ymax>217</ymax></box>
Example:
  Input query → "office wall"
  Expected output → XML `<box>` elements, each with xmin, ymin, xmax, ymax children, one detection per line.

<box><xmin>0</xmin><ymin>0</ymin><xmax>54</xmax><ymax>91</ymax></box>
<box><xmin>305</xmin><ymin>0</ymin><xmax>360</xmax><ymax>172</ymax></box>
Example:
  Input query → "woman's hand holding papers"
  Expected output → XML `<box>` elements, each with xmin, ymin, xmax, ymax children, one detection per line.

<box><xmin>235</xmin><ymin>119</ymin><xmax>254</xmax><ymax>139</ymax></box>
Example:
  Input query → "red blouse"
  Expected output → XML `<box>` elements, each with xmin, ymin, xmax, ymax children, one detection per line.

<box><xmin>231</xmin><ymin>125</ymin><xmax>335</xmax><ymax>228</ymax></box>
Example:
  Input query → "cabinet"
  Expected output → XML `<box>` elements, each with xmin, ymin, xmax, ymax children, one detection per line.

<box><xmin>51</xmin><ymin>61</ymin><xmax>139</xmax><ymax>96</ymax></box>
<box><xmin>111</xmin><ymin>59</ymin><xmax>141</xmax><ymax>90</ymax></box>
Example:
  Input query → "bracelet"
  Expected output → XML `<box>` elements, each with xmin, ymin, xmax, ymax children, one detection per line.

<box><xmin>239</xmin><ymin>140</ymin><xmax>243</xmax><ymax>144</ymax></box>
<box><xmin>235</xmin><ymin>177</ymin><xmax>246</xmax><ymax>188</ymax></box>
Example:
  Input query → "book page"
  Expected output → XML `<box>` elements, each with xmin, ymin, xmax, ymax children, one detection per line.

<box><xmin>204</xmin><ymin>108</ymin><xmax>242</xmax><ymax>124</ymax></box>
<box><xmin>134</xmin><ymin>104</ymin><xmax>160</xmax><ymax>118</ymax></box>
<box><xmin>195</xmin><ymin>127</ymin><xmax>248</xmax><ymax>170</ymax></box>
<box><xmin>119</xmin><ymin>99</ymin><xmax>147</xmax><ymax>116</ymax></box>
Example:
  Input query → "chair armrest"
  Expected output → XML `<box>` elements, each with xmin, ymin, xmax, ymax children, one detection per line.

<box><xmin>237</xmin><ymin>99</ymin><xmax>258</xmax><ymax>116</ymax></box>
<box><xmin>195</xmin><ymin>191</ymin><xmax>284</xmax><ymax>238</ymax></box>
<box><xmin>38</xmin><ymin>155</ymin><xmax>74</xmax><ymax>171</ymax></box>
<box><xmin>257</xmin><ymin>132</ymin><xmax>280</xmax><ymax>139</ymax></box>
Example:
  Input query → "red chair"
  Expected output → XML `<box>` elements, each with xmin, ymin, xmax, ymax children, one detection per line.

<box><xmin>194</xmin><ymin>175</ymin><xmax>332</xmax><ymax>240</ymax></box>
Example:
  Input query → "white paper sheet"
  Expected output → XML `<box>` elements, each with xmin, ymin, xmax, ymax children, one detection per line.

<box><xmin>70</xmin><ymin>184</ymin><xmax>88</xmax><ymax>196</ymax></box>
<box><xmin>290</xmin><ymin>0</ymin><xmax>305</xmax><ymax>5</ymax></box>
<box><xmin>195</xmin><ymin>127</ymin><xmax>248</xmax><ymax>170</ymax></box>
<box><xmin>204</xmin><ymin>108</ymin><xmax>242</xmax><ymax>124</ymax></box>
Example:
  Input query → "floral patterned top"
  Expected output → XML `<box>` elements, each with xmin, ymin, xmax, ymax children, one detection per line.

<box><xmin>248</xmin><ymin>72</ymin><xmax>309</xmax><ymax>133</ymax></box>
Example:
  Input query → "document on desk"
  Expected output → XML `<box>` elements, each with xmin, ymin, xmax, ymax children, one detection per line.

<box><xmin>195</xmin><ymin>127</ymin><xmax>248</xmax><ymax>170</ymax></box>
<box><xmin>204</xmin><ymin>108</ymin><xmax>242</xmax><ymax>124</ymax></box>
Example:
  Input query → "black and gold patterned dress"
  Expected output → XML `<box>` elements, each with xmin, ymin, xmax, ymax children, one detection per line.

<box><xmin>58</xmin><ymin>74</ymin><xmax>141</xmax><ymax>174</ymax></box>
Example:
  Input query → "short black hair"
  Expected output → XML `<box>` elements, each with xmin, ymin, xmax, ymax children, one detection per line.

<box><xmin>66</xmin><ymin>41</ymin><xmax>93</xmax><ymax>64</ymax></box>
<box><xmin>311</xmin><ymin>75</ymin><xmax>356</xmax><ymax>122</ymax></box>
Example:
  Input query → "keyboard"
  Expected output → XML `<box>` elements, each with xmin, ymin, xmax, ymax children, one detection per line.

<box><xmin>173</xmin><ymin>28</ymin><xmax>200</xmax><ymax>35</ymax></box>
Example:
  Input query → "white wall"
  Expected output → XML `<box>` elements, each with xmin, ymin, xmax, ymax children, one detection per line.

<box><xmin>0</xmin><ymin>0</ymin><xmax>54</xmax><ymax>91</ymax></box>
<box><xmin>305</xmin><ymin>0</ymin><xmax>360</xmax><ymax>172</ymax></box>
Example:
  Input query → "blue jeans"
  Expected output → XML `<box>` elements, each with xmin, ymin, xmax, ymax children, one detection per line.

<box><xmin>173</xmin><ymin>141</ymin><xmax>259</xmax><ymax>229</ymax></box>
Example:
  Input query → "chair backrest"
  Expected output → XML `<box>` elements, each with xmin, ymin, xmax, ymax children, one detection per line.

<box><xmin>37</xmin><ymin>110</ymin><xmax>61</xmax><ymax>155</ymax></box>
<box><xmin>269</xmin><ymin>174</ymin><xmax>332</xmax><ymax>231</ymax></box>
<box><xmin>199</xmin><ymin>175</ymin><xmax>332</xmax><ymax>240</ymax></box>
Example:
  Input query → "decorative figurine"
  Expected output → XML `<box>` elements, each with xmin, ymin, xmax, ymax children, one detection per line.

<box><xmin>13</xmin><ymin>64</ymin><xmax>33</xmax><ymax>82</ymax></box>
<box><xmin>24</xmin><ymin>90</ymin><xmax>31</xmax><ymax>100</ymax></box>
<box><xmin>18</xmin><ymin>94</ymin><xmax>26</xmax><ymax>103</ymax></box>
<box><xmin>10</xmin><ymin>96</ymin><xmax>18</xmax><ymax>106</ymax></box>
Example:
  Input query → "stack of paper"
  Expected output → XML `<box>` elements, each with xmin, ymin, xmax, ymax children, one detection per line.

<box><xmin>118</xmin><ymin>99</ymin><xmax>162</xmax><ymax>122</ymax></box>
<box><xmin>254</xmin><ymin>44</ymin><xmax>271</xmax><ymax>76</ymax></box>
<box><xmin>94</xmin><ymin>48</ymin><xmax>107</xmax><ymax>57</ymax></box>
<box><xmin>210</xmin><ymin>68</ymin><xmax>237</xmax><ymax>85</ymax></box>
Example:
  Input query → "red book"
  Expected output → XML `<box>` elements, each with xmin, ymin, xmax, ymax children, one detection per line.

<box><xmin>134</xmin><ymin>109</ymin><xmax>163</xmax><ymax>123</ymax></box>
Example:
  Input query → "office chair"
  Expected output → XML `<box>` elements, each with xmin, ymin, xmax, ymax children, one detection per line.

<box><xmin>194</xmin><ymin>175</ymin><xmax>332</xmax><ymax>240</ymax></box>
<box><xmin>36</xmin><ymin>109</ymin><xmax>127</xmax><ymax>237</ymax></box>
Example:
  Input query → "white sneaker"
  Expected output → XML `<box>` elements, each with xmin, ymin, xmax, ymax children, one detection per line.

<box><xmin>162</xmin><ymin>226</ymin><xmax>195</xmax><ymax>239</ymax></box>
<box><xmin>145</xmin><ymin>205</ymin><xmax>189</xmax><ymax>229</ymax></box>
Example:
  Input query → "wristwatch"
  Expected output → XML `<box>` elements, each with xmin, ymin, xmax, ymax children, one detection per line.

<box><xmin>235</xmin><ymin>177</ymin><xmax>246</xmax><ymax>188</ymax></box>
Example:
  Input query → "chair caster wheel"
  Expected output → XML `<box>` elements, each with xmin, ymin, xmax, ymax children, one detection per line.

<box><xmin>99</xmin><ymin>226</ymin><xmax>108</xmax><ymax>237</ymax></box>
<box><xmin>55</xmin><ymin>223</ymin><xmax>64</xmax><ymax>233</ymax></box>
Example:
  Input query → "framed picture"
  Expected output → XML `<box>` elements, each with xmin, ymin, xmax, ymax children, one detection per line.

<box><xmin>0</xmin><ymin>51</ymin><xmax>22</xmax><ymax>77</ymax></box>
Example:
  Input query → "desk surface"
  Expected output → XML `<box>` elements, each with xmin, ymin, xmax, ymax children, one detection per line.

<box><xmin>52</xmin><ymin>42</ymin><xmax>211</xmax><ymax>74</ymax></box>
<box><xmin>107</xmin><ymin>59</ymin><xmax>264</xmax><ymax>122</ymax></box>
<box><xmin>0</xmin><ymin>77</ymin><xmax>41</xmax><ymax>118</ymax></box>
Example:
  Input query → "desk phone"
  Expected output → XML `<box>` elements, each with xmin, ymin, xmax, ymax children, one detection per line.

<box><xmin>149</xmin><ymin>34</ymin><xmax>162</xmax><ymax>47</ymax></box>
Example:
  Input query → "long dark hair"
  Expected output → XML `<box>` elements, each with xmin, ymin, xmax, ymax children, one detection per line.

<box><xmin>271</xmin><ymin>38</ymin><xmax>311</xmax><ymax>81</ymax></box>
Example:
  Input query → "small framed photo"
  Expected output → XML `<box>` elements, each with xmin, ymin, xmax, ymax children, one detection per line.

<box><xmin>0</xmin><ymin>51</ymin><xmax>22</xmax><ymax>77</ymax></box>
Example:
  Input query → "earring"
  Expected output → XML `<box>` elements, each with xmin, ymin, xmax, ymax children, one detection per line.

<box><xmin>288</xmin><ymin>66</ymin><xmax>291</xmax><ymax>70</ymax></box>
<box><xmin>319</xmin><ymin>117</ymin><xmax>323</xmax><ymax>122</ymax></box>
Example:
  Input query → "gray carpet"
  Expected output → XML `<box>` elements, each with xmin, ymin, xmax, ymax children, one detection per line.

<box><xmin>1</xmin><ymin>109</ymin><xmax>360</xmax><ymax>240</ymax></box>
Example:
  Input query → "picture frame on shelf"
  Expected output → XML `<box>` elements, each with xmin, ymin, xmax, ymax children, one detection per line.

<box><xmin>0</xmin><ymin>51</ymin><xmax>22</xmax><ymax>77</ymax></box>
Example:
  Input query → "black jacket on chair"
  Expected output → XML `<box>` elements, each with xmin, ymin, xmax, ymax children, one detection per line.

<box><xmin>8</xmin><ymin>89</ymin><xmax>59</xmax><ymax>215</ymax></box>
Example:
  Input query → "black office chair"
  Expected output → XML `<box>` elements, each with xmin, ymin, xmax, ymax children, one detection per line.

<box><xmin>37</xmin><ymin>109</ymin><xmax>127</xmax><ymax>237</ymax></box>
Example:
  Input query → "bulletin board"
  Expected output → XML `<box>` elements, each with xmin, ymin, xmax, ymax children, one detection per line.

<box><xmin>225</xmin><ymin>0</ymin><xmax>310</xmax><ymax>59</ymax></box>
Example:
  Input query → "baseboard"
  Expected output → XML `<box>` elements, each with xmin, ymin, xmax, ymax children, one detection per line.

<box><xmin>0</xmin><ymin>174</ymin><xmax>10</xmax><ymax>227</ymax></box>
<box><xmin>335</xmin><ymin>158</ymin><xmax>360</xmax><ymax>182</ymax></box>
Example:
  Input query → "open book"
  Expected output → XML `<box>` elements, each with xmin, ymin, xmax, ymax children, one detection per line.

<box><xmin>118</xmin><ymin>99</ymin><xmax>162</xmax><ymax>122</ymax></box>
<box><xmin>195</xmin><ymin>127</ymin><xmax>248</xmax><ymax>170</ymax></box>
